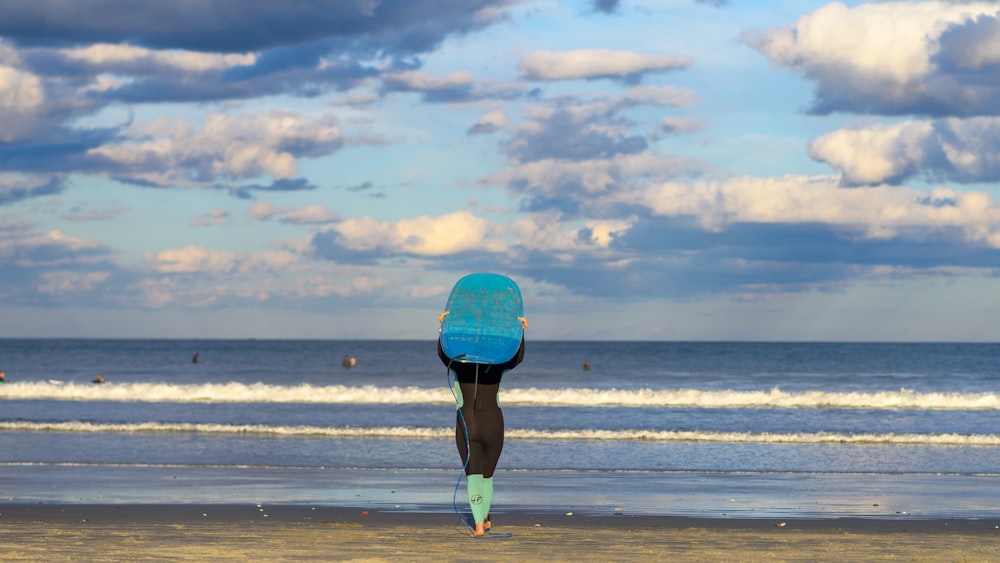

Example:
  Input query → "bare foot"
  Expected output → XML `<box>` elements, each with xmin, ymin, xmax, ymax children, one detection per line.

<box><xmin>473</xmin><ymin>522</ymin><xmax>486</xmax><ymax>537</ymax></box>
<box><xmin>485</xmin><ymin>515</ymin><xmax>492</xmax><ymax>531</ymax></box>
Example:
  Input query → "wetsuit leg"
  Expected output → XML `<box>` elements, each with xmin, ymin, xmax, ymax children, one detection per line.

<box><xmin>454</xmin><ymin>381</ymin><xmax>504</xmax><ymax>477</ymax></box>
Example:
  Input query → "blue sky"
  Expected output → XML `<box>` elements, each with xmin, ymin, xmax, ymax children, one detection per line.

<box><xmin>4</xmin><ymin>0</ymin><xmax>1000</xmax><ymax>341</ymax></box>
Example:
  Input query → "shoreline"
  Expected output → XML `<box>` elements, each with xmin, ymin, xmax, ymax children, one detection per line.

<box><xmin>2</xmin><ymin>504</ymin><xmax>998</xmax><ymax>562</ymax></box>
<box><xmin>3</xmin><ymin>502</ymin><xmax>1000</xmax><ymax>531</ymax></box>
<box><xmin>5</xmin><ymin>464</ymin><xmax>1000</xmax><ymax>521</ymax></box>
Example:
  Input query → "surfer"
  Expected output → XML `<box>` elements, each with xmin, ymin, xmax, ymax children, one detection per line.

<box><xmin>192</xmin><ymin>352</ymin><xmax>199</xmax><ymax>364</ymax></box>
<box><xmin>0</xmin><ymin>371</ymin><xmax>6</xmax><ymax>383</ymax></box>
<box><xmin>438</xmin><ymin>337</ymin><xmax>525</xmax><ymax>537</ymax></box>
<box><xmin>92</xmin><ymin>374</ymin><xmax>105</xmax><ymax>384</ymax></box>
<box><xmin>342</xmin><ymin>355</ymin><xmax>356</xmax><ymax>369</ymax></box>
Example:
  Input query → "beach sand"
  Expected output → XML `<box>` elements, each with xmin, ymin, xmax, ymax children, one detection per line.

<box><xmin>1</xmin><ymin>504</ymin><xmax>997</xmax><ymax>562</ymax></box>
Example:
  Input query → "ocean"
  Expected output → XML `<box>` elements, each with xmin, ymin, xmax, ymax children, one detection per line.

<box><xmin>2</xmin><ymin>339</ymin><xmax>999</xmax><ymax>519</ymax></box>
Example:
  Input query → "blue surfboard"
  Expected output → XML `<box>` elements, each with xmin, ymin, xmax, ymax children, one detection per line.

<box><xmin>439</xmin><ymin>273</ymin><xmax>526</xmax><ymax>364</ymax></box>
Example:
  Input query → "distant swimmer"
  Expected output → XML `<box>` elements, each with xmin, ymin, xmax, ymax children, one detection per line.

<box><xmin>192</xmin><ymin>352</ymin><xmax>199</xmax><ymax>364</ymax></box>
<box><xmin>92</xmin><ymin>374</ymin><xmax>105</xmax><ymax>384</ymax></box>
<box><xmin>0</xmin><ymin>371</ymin><xmax>6</xmax><ymax>383</ymax></box>
<box><xmin>342</xmin><ymin>355</ymin><xmax>357</xmax><ymax>369</ymax></box>
<box><xmin>582</xmin><ymin>360</ymin><xmax>590</xmax><ymax>372</ymax></box>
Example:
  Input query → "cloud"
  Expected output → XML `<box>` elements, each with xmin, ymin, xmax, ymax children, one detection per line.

<box><xmin>487</xmin><ymin>151</ymin><xmax>706</xmax><ymax>217</ymax></box>
<box><xmin>482</xmin><ymin>174</ymin><xmax>1000</xmax><ymax>301</ymax></box>
<box><xmin>381</xmin><ymin>69</ymin><xmax>475</xmax><ymax>91</ymax></box>
<box><xmin>282</xmin><ymin>206</ymin><xmax>341</xmax><ymax>225</ymax></box>
<box><xmin>0</xmin><ymin>221</ymin><xmax>121</xmax><ymax>305</ymax></box>
<box><xmin>468</xmin><ymin>109</ymin><xmax>510</xmax><ymax>135</ymax></box>
<box><xmin>625</xmin><ymin>174</ymin><xmax>1000</xmax><ymax>248</ymax></box>
<box><xmin>311</xmin><ymin>211</ymin><xmax>506</xmax><ymax>262</ymax></box>
<box><xmin>503</xmin><ymin>87</ymin><xmax>696</xmax><ymax>165</ymax></box>
<box><xmin>0</xmin><ymin>0</ymin><xmax>521</xmax><ymax>55</ymax></box>
<box><xmin>379</xmin><ymin>68</ymin><xmax>526</xmax><ymax>103</ymax></box>
<box><xmin>657</xmin><ymin>116</ymin><xmax>704</xmax><ymax>136</ymax></box>
<box><xmin>88</xmin><ymin>110</ymin><xmax>343</xmax><ymax>188</ymax></box>
<box><xmin>232</xmin><ymin>178</ymin><xmax>320</xmax><ymax>199</ymax></box>
<box><xmin>62</xmin><ymin>204</ymin><xmax>130</xmax><ymax>222</ymax></box>
<box><xmin>248</xmin><ymin>202</ymin><xmax>282</xmax><ymax>221</ymax></box>
<box><xmin>38</xmin><ymin>271</ymin><xmax>110</xmax><ymax>294</ymax></box>
<box><xmin>519</xmin><ymin>49</ymin><xmax>691</xmax><ymax>83</ymax></box>
<box><xmin>591</xmin><ymin>0</ymin><xmax>620</xmax><ymax>14</ymax></box>
<box><xmin>811</xmin><ymin>117</ymin><xmax>1000</xmax><ymax>186</ymax></box>
<box><xmin>0</xmin><ymin>0</ymin><xmax>524</xmax><ymax>187</ymax></box>
<box><xmin>58</xmin><ymin>42</ymin><xmax>257</xmax><ymax>73</ymax></box>
<box><xmin>744</xmin><ymin>2</ymin><xmax>1000</xmax><ymax>116</ymax></box>
<box><xmin>0</xmin><ymin>176</ymin><xmax>66</xmax><ymax>205</ymax></box>
<box><xmin>249</xmin><ymin>202</ymin><xmax>340</xmax><ymax>225</ymax></box>
<box><xmin>485</xmin><ymin>85</ymin><xmax>706</xmax><ymax>216</ymax></box>
<box><xmin>0</xmin><ymin>65</ymin><xmax>45</xmax><ymax>142</ymax></box>
<box><xmin>145</xmin><ymin>244</ymin><xmax>297</xmax><ymax>274</ymax></box>
<box><xmin>190</xmin><ymin>210</ymin><xmax>230</xmax><ymax>227</ymax></box>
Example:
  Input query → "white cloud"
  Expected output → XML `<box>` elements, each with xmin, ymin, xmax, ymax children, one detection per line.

<box><xmin>146</xmin><ymin>246</ymin><xmax>240</xmax><ymax>274</ymax></box>
<box><xmin>508</xmin><ymin>215</ymin><xmax>632</xmax><ymax>252</ymax></box>
<box><xmin>811</xmin><ymin>117</ymin><xmax>1000</xmax><ymax>185</ymax></box>
<box><xmin>380</xmin><ymin>69</ymin><xmax>475</xmax><ymax>91</ymax></box>
<box><xmin>38</xmin><ymin>271</ymin><xmax>110</xmax><ymax>294</ymax></box>
<box><xmin>627</xmin><ymin>174</ymin><xmax>1000</xmax><ymax>247</ymax></box>
<box><xmin>1</xmin><ymin>229</ymin><xmax>107</xmax><ymax>266</ymax></box>
<box><xmin>658</xmin><ymin>116</ymin><xmax>703</xmax><ymax>135</ymax></box>
<box><xmin>248</xmin><ymin>202</ymin><xmax>339</xmax><ymax>224</ymax></box>
<box><xmin>485</xmin><ymin>151</ymin><xmax>703</xmax><ymax>197</ymax></box>
<box><xmin>60</xmin><ymin>43</ymin><xmax>256</xmax><ymax>73</ymax></box>
<box><xmin>145</xmin><ymin>245</ymin><xmax>298</xmax><ymax>274</ymax></box>
<box><xmin>745</xmin><ymin>1</ymin><xmax>1000</xmax><ymax>114</ymax></box>
<box><xmin>281</xmin><ymin>205</ymin><xmax>340</xmax><ymax>225</ymax></box>
<box><xmin>329</xmin><ymin>211</ymin><xmax>506</xmax><ymax>255</ymax></box>
<box><xmin>248</xmin><ymin>202</ymin><xmax>281</xmax><ymax>220</ymax></box>
<box><xmin>623</xmin><ymin>85</ymin><xmax>697</xmax><ymax>108</ymax></box>
<box><xmin>0</xmin><ymin>65</ymin><xmax>44</xmax><ymax>142</ymax></box>
<box><xmin>89</xmin><ymin>110</ymin><xmax>343</xmax><ymax>185</ymax></box>
<box><xmin>468</xmin><ymin>108</ymin><xmax>509</xmax><ymax>134</ymax></box>
<box><xmin>190</xmin><ymin>209</ymin><xmax>230</xmax><ymax>227</ymax></box>
<box><xmin>289</xmin><ymin>272</ymin><xmax>389</xmax><ymax>299</ymax></box>
<box><xmin>519</xmin><ymin>49</ymin><xmax>690</xmax><ymax>81</ymax></box>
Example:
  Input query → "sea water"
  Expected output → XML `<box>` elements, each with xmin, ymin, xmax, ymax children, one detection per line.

<box><xmin>1</xmin><ymin>339</ymin><xmax>998</xmax><ymax>519</ymax></box>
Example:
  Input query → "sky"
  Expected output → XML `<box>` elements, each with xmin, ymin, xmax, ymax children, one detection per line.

<box><xmin>4</xmin><ymin>0</ymin><xmax>1000</xmax><ymax>341</ymax></box>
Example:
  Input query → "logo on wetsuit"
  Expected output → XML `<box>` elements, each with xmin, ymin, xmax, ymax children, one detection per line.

<box><xmin>471</xmin><ymin>494</ymin><xmax>483</xmax><ymax>505</ymax></box>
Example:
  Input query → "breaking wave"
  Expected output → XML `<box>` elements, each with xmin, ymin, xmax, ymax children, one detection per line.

<box><xmin>1</xmin><ymin>382</ymin><xmax>998</xmax><ymax>410</ymax></box>
<box><xmin>2</xmin><ymin>420</ymin><xmax>998</xmax><ymax>445</ymax></box>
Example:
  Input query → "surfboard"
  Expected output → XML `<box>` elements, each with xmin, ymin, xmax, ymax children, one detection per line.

<box><xmin>439</xmin><ymin>273</ymin><xmax>525</xmax><ymax>364</ymax></box>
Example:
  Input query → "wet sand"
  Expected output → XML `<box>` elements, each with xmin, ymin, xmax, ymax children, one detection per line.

<box><xmin>1</xmin><ymin>504</ymin><xmax>998</xmax><ymax>562</ymax></box>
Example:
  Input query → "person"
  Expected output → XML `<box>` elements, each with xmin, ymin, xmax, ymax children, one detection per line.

<box><xmin>582</xmin><ymin>360</ymin><xmax>590</xmax><ymax>371</ymax></box>
<box><xmin>92</xmin><ymin>374</ymin><xmax>105</xmax><ymax>384</ymax></box>
<box><xmin>0</xmin><ymin>371</ymin><xmax>6</xmax><ymax>383</ymax></box>
<box><xmin>438</xmin><ymin>337</ymin><xmax>524</xmax><ymax>537</ymax></box>
<box><xmin>342</xmin><ymin>355</ymin><xmax>356</xmax><ymax>369</ymax></box>
<box><xmin>192</xmin><ymin>352</ymin><xmax>199</xmax><ymax>364</ymax></box>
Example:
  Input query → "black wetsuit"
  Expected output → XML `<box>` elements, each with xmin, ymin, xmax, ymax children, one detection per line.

<box><xmin>439</xmin><ymin>339</ymin><xmax>524</xmax><ymax>478</ymax></box>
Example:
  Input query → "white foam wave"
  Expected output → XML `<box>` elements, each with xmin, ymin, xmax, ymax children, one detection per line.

<box><xmin>1</xmin><ymin>382</ymin><xmax>998</xmax><ymax>410</ymax></box>
<box><xmin>2</xmin><ymin>421</ymin><xmax>997</xmax><ymax>446</ymax></box>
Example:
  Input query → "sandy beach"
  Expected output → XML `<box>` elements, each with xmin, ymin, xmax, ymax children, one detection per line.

<box><xmin>1</xmin><ymin>504</ymin><xmax>997</xmax><ymax>562</ymax></box>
